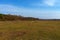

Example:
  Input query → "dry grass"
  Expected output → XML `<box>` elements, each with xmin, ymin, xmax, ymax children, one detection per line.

<box><xmin>0</xmin><ymin>21</ymin><xmax>60</xmax><ymax>40</ymax></box>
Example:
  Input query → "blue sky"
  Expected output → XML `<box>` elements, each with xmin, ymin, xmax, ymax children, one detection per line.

<box><xmin>0</xmin><ymin>0</ymin><xmax>60</xmax><ymax>19</ymax></box>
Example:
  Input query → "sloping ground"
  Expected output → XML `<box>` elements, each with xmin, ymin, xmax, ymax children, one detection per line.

<box><xmin>0</xmin><ymin>14</ymin><xmax>60</xmax><ymax>21</ymax></box>
<box><xmin>0</xmin><ymin>14</ymin><xmax>39</xmax><ymax>21</ymax></box>
<box><xmin>0</xmin><ymin>21</ymin><xmax>60</xmax><ymax>40</ymax></box>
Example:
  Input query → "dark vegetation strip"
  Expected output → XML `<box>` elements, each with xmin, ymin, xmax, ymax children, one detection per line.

<box><xmin>0</xmin><ymin>13</ymin><xmax>60</xmax><ymax>21</ymax></box>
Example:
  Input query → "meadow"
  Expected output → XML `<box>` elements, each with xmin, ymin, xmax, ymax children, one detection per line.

<box><xmin>0</xmin><ymin>21</ymin><xmax>60</xmax><ymax>40</ymax></box>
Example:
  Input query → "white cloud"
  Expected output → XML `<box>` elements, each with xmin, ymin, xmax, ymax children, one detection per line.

<box><xmin>31</xmin><ymin>0</ymin><xmax>57</xmax><ymax>7</ymax></box>
<box><xmin>44</xmin><ymin>0</ymin><xmax>56</xmax><ymax>6</ymax></box>
<box><xmin>0</xmin><ymin>4</ymin><xmax>60</xmax><ymax>19</ymax></box>
<box><xmin>0</xmin><ymin>4</ymin><xmax>43</xmax><ymax>17</ymax></box>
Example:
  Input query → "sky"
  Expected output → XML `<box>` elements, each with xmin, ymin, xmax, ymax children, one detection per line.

<box><xmin>0</xmin><ymin>0</ymin><xmax>60</xmax><ymax>19</ymax></box>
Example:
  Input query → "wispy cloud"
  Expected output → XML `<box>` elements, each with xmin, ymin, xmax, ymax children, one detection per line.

<box><xmin>44</xmin><ymin>0</ymin><xmax>56</xmax><ymax>6</ymax></box>
<box><xmin>31</xmin><ymin>0</ymin><xmax>57</xmax><ymax>7</ymax></box>
<box><xmin>0</xmin><ymin>4</ymin><xmax>43</xmax><ymax>17</ymax></box>
<box><xmin>0</xmin><ymin>4</ymin><xmax>60</xmax><ymax>19</ymax></box>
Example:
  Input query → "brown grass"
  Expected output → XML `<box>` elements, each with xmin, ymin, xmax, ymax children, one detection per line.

<box><xmin>0</xmin><ymin>21</ymin><xmax>60</xmax><ymax>40</ymax></box>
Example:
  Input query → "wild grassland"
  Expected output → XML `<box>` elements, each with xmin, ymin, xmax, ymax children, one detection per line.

<box><xmin>0</xmin><ymin>21</ymin><xmax>60</xmax><ymax>40</ymax></box>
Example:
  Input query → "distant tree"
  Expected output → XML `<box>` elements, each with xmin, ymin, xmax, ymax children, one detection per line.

<box><xmin>0</xmin><ymin>14</ymin><xmax>5</xmax><ymax>20</ymax></box>
<box><xmin>0</xmin><ymin>13</ymin><xmax>40</xmax><ymax>21</ymax></box>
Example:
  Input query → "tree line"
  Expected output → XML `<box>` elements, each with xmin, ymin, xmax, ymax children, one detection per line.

<box><xmin>0</xmin><ymin>14</ymin><xmax>39</xmax><ymax>21</ymax></box>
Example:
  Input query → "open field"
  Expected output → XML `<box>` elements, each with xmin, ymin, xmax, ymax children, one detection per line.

<box><xmin>0</xmin><ymin>21</ymin><xmax>60</xmax><ymax>40</ymax></box>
